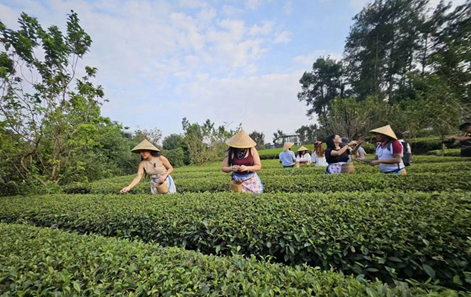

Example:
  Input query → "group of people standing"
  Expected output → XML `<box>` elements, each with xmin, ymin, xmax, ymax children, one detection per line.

<box><xmin>323</xmin><ymin>125</ymin><xmax>407</xmax><ymax>174</ymax></box>
<box><xmin>278</xmin><ymin>142</ymin><xmax>327</xmax><ymax>168</ymax></box>
<box><xmin>120</xmin><ymin>124</ymin><xmax>409</xmax><ymax>195</ymax></box>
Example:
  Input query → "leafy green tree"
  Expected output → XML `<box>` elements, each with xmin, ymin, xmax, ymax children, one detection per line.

<box><xmin>409</xmin><ymin>74</ymin><xmax>465</xmax><ymax>155</ymax></box>
<box><xmin>162</xmin><ymin>147</ymin><xmax>185</xmax><ymax>168</ymax></box>
<box><xmin>272</xmin><ymin>129</ymin><xmax>285</xmax><ymax>146</ymax></box>
<box><xmin>428</xmin><ymin>1</ymin><xmax>471</xmax><ymax>105</ymax></box>
<box><xmin>249</xmin><ymin>131</ymin><xmax>265</xmax><ymax>150</ymax></box>
<box><xmin>344</xmin><ymin>0</ymin><xmax>429</xmax><ymax>102</ymax></box>
<box><xmin>0</xmin><ymin>11</ymin><xmax>127</xmax><ymax>191</ymax></box>
<box><xmin>320</xmin><ymin>96</ymin><xmax>392</xmax><ymax>139</ymax></box>
<box><xmin>162</xmin><ymin>134</ymin><xmax>185</xmax><ymax>150</ymax></box>
<box><xmin>298</xmin><ymin>56</ymin><xmax>345</xmax><ymax>117</ymax></box>
<box><xmin>133</xmin><ymin>127</ymin><xmax>162</xmax><ymax>147</ymax></box>
<box><xmin>163</xmin><ymin>134</ymin><xmax>189</xmax><ymax>165</ymax></box>
<box><xmin>181</xmin><ymin>118</ymin><xmax>236</xmax><ymax>165</ymax></box>
<box><xmin>296</xmin><ymin>124</ymin><xmax>318</xmax><ymax>144</ymax></box>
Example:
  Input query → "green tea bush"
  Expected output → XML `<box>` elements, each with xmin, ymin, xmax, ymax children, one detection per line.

<box><xmin>168</xmin><ymin>162</ymin><xmax>470</xmax><ymax>180</ymax></box>
<box><xmin>410</xmin><ymin>138</ymin><xmax>443</xmax><ymax>154</ymax></box>
<box><xmin>72</xmin><ymin>172</ymin><xmax>471</xmax><ymax>195</ymax></box>
<box><xmin>1</xmin><ymin>223</ymin><xmax>461</xmax><ymax>296</ymax></box>
<box><xmin>1</xmin><ymin>192</ymin><xmax>469</xmax><ymax>289</ymax></box>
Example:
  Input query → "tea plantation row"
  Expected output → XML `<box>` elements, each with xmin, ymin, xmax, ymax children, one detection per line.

<box><xmin>1</xmin><ymin>191</ymin><xmax>469</xmax><ymax>290</ymax></box>
<box><xmin>169</xmin><ymin>161</ymin><xmax>470</xmax><ymax>179</ymax></box>
<box><xmin>170</xmin><ymin>156</ymin><xmax>471</xmax><ymax>173</ymax></box>
<box><xmin>64</xmin><ymin>172</ymin><xmax>471</xmax><ymax>194</ymax></box>
<box><xmin>1</xmin><ymin>223</ymin><xmax>463</xmax><ymax>296</ymax></box>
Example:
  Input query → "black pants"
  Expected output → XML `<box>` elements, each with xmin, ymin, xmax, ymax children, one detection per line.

<box><xmin>461</xmin><ymin>146</ymin><xmax>471</xmax><ymax>157</ymax></box>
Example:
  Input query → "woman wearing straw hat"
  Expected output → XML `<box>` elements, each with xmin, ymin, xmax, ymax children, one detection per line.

<box><xmin>120</xmin><ymin>139</ymin><xmax>177</xmax><ymax>194</ymax></box>
<box><xmin>358</xmin><ymin>125</ymin><xmax>406</xmax><ymax>174</ymax></box>
<box><xmin>221</xmin><ymin>129</ymin><xmax>263</xmax><ymax>194</ymax></box>
<box><xmin>279</xmin><ymin>142</ymin><xmax>297</xmax><ymax>168</ymax></box>
<box><xmin>296</xmin><ymin>146</ymin><xmax>311</xmax><ymax>165</ymax></box>
<box><xmin>325</xmin><ymin>134</ymin><xmax>361</xmax><ymax>174</ymax></box>
<box><xmin>312</xmin><ymin>141</ymin><xmax>328</xmax><ymax>167</ymax></box>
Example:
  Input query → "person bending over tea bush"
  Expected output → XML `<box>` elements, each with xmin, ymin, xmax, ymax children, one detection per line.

<box><xmin>120</xmin><ymin>140</ymin><xmax>176</xmax><ymax>194</ymax></box>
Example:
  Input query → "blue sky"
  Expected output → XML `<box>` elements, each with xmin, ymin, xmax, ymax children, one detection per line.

<box><xmin>1</xmin><ymin>0</ymin><xmax>462</xmax><ymax>144</ymax></box>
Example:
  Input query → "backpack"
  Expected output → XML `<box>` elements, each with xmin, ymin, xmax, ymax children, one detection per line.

<box><xmin>380</xmin><ymin>140</ymin><xmax>411</xmax><ymax>167</ymax></box>
<box><xmin>400</xmin><ymin>140</ymin><xmax>411</xmax><ymax>166</ymax></box>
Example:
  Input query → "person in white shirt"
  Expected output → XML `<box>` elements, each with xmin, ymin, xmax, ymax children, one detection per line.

<box><xmin>311</xmin><ymin>141</ymin><xmax>328</xmax><ymax>167</ymax></box>
<box><xmin>356</xmin><ymin>146</ymin><xmax>366</xmax><ymax>159</ymax></box>
<box><xmin>296</xmin><ymin>146</ymin><xmax>311</xmax><ymax>165</ymax></box>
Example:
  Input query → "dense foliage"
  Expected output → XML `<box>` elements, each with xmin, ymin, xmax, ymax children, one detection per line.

<box><xmin>297</xmin><ymin>0</ymin><xmax>470</xmax><ymax>142</ymax></box>
<box><xmin>1</xmin><ymin>191</ymin><xmax>470</xmax><ymax>290</ymax></box>
<box><xmin>0</xmin><ymin>12</ymin><xmax>139</xmax><ymax>194</ymax></box>
<box><xmin>2</xmin><ymin>223</ymin><xmax>462</xmax><ymax>296</ymax></box>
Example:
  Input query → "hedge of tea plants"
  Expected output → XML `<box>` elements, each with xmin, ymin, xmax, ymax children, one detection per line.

<box><xmin>2</xmin><ymin>155</ymin><xmax>470</xmax><ymax>294</ymax></box>
<box><xmin>1</xmin><ymin>191</ymin><xmax>470</xmax><ymax>290</ymax></box>
<box><xmin>1</xmin><ymin>223</ymin><xmax>462</xmax><ymax>296</ymax></box>
<box><xmin>63</xmin><ymin>171</ymin><xmax>471</xmax><ymax>194</ymax></box>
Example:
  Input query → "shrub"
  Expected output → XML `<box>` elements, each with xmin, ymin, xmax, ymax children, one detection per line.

<box><xmin>162</xmin><ymin>147</ymin><xmax>186</xmax><ymax>167</ymax></box>
<box><xmin>1</xmin><ymin>192</ymin><xmax>470</xmax><ymax>290</ymax></box>
<box><xmin>1</xmin><ymin>223</ymin><xmax>459</xmax><ymax>296</ymax></box>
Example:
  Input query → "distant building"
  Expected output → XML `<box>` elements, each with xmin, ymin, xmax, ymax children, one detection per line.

<box><xmin>282</xmin><ymin>134</ymin><xmax>301</xmax><ymax>145</ymax></box>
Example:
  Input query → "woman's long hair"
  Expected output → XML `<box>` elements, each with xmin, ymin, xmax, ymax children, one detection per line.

<box><xmin>297</xmin><ymin>150</ymin><xmax>306</xmax><ymax>157</ymax></box>
<box><xmin>141</xmin><ymin>150</ymin><xmax>161</xmax><ymax>161</ymax></box>
<box><xmin>227</xmin><ymin>147</ymin><xmax>237</xmax><ymax>166</ymax></box>
<box><xmin>325</xmin><ymin>135</ymin><xmax>336</xmax><ymax>149</ymax></box>
<box><xmin>314</xmin><ymin>145</ymin><xmax>325</xmax><ymax>157</ymax></box>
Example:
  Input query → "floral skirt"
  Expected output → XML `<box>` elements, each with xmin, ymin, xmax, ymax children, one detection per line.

<box><xmin>232</xmin><ymin>172</ymin><xmax>263</xmax><ymax>194</ymax></box>
<box><xmin>150</xmin><ymin>175</ymin><xmax>176</xmax><ymax>194</ymax></box>
<box><xmin>326</xmin><ymin>162</ymin><xmax>345</xmax><ymax>174</ymax></box>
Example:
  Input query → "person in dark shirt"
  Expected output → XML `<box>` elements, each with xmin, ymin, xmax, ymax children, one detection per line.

<box><xmin>325</xmin><ymin>134</ymin><xmax>361</xmax><ymax>174</ymax></box>
<box><xmin>449</xmin><ymin>122</ymin><xmax>471</xmax><ymax>157</ymax></box>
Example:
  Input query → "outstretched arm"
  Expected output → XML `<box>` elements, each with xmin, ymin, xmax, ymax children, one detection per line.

<box><xmin>331</xmin><ymin>141</ymin><xmax>357</xmax><ymax>156</ymax></box>
<box><xmin>450</xmin><ymin>135</ymin><xmax>471</xmax><ymax>142</ymax></box>
<box><xmin>351</xmin><ymin>137</ymin><xmax>365</xmax><ymax>156</ymax></box>
<box><xmin>120</xmin><ymin>162</ymin><xmax>144</xmax><ymax>193</ymax></box>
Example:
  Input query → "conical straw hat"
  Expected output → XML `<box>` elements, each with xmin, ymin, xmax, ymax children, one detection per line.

<box><xmin>370</xmin><ymin>125</ymin><xmax>397</xmax><ymax>140</ymax></box>
<box><xmin>131</xmin><ymin>139</ymin><xmax>160</xmax><ymax>153</ymax></box>
<box><xmin>283</xmin><ymin>142</ymin><xmax>294</xmax><ymax>152</ymax></box>
<box><xmin>226</xmin><ymin>129</ymin><xmax>257</xmax><ymax>148</ymax></box>
<box><xmin>297</xmin><ymin>145</ymin><xmax>309</xmax><ymax>152</ymax></box>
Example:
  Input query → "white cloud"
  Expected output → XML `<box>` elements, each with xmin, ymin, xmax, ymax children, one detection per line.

<box><xmin>220</xmin><ymin>5</ymin><xmax>244</xmax><ymax>18</ymax></box>
<box><xmin>1</xmin><ymin>0</ymin><xmax>316</xmax><ymax>140</ymax></box>
<box><xmin>274</xmin><ymin>30</ymin><xmax>292</xmax><ymax>44</ymax></box>
<box><xmin>172</xmin><ymin>71</ymin><xmax>314</xmax><ymax>141</ymax></box>
<box><xmin>249</xmin><ymin>21</ymin><xmax>274</xmax><ymax>35</ymax></box>
<box><xmin>245</xmin><ymin>0</ymin><xmax>262</xmax><ymax>10</ymax></box>
<box><xmin>177</xmin><ymin>0</ymin><xmax>207</xmax><ymax>9</ymax></box>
